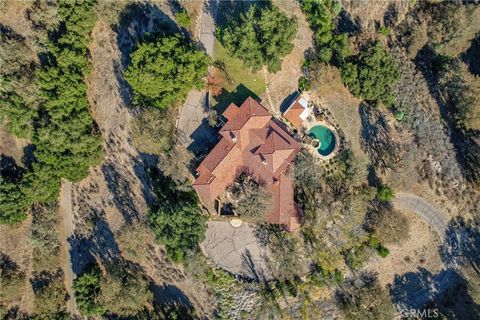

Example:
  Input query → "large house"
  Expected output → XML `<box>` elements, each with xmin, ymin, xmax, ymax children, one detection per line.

<box><xmin>193</xmin><ymin>97</ymin><xmax>302</xmax><ymax>231</ymax></box>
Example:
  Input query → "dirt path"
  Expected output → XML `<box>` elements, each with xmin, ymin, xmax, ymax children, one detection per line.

<box><xmin>59</xmin><ymin>181</ymin><xmax>78</xmax><ymax>315</ymax></box>
<box><xmin>392</xmin><ymin>192</ymin><xmax>448</xmax><ymax>239</ymax></box>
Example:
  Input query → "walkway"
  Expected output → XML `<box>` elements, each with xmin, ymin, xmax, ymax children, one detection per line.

<box><xmin>203</xmin><ymin>221</ymin><xmax>271</xmax><ymax>279</ymax></box>
<box><xmin>392</xmin><ymin>192</ymin><xmax>448</xmax><ymax>239</ymax></box>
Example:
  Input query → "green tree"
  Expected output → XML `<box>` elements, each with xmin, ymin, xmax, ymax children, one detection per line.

<box><xmin>0</xmin><ymin>25</ymin><xmax>39</xmax><ymax>139</ymax></box>
<box><xmin>218</xmin><ymin>4</ymin><xmax>297</xmax><ymax>72</ymax></box>
<box><xmin>148</xmin><ymin>170</ymin><xmax>206</xmax><ymax>263</ymax></box>
<box><xmin>341</xmin><ymin>42</ymin><xmax>399</xmax><ymax>106</ymax></box>
<box><xmin>124</xmin><ymin>34</ymin><xmax>209</xmax><ymax>109</ymax></box>
<box><xmin>300</xmin><ymin>0</ymin><xmax>349</xmax><ymax>64</ymax></box>
<box><xmin>73</xmin><ymin>265</ymin><xmax>105</xmax><ymax>316</ymax></box>
<box><xmin>28</xmin><ymin>0</ymin><xmax>102</xmax><ymax>186</ymax></box>
<box><xmin>376</xmin><ymin>185</ymin><xmax>395</xmax><ymax>203</ymax></box>
<box><xmin>0</xmin><ymin>175</ymin><xmax>29</xmax><ymax>224</ymax></box>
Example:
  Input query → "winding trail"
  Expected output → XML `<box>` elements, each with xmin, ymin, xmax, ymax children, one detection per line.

<box><xmin>392</xmin><ymin>192</ymin><xmax>448</xmax><ymax>240</ymax></box>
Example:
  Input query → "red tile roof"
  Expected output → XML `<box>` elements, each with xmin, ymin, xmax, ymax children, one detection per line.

<box><xmin>284</xmin><ymin>97</ymin><xmax>305</xmax><ymax>128</ymax></box>
<box><xmin>193</xmin><ymin>97</ymin><xmax>302</xmax><ymax>231</ymax></box>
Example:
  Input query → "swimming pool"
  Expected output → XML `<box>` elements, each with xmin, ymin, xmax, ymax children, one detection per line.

<box><xmin>308</xmin><ymin>125</ymin><xmax>336</xmax><ymax>156</ymax></box>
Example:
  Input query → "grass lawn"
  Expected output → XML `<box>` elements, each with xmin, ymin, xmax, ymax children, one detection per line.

<box><xmin>212</xmin><ymin>40</ymin><xmax>266</xmax><ymax>113</ymax></box>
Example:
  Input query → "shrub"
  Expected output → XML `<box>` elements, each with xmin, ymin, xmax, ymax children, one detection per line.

<box><xmin>341</xmin><ymin>42</ymin><xmax>399</xmax><ymax>106</ymax></box>
<box><xmin>115</xmin><ymin>223</ymin><xmax>155</xmax><ymax>265</ymax></box>
<box><xmin>0</xmin><ymin>253</ymin><xmax>25</xmax><ymax>305</ymax></box>
<box><xmin>376</xmin><ymin>245</ymin><xmax>389</xmax><ymax>258</ymax></box>
<box><xmin>175</xmin><ymin>9</ymin><xmax>191</xmax><ymax>28</ymax></box>
<box><xmin>218</xmin><ymin>4</ymin><xmax>297</xmax><ymax>72</ymax></box>
<box><xmin>99</xmin><ymin>267</ymin><xmax>153</xmax><ymax>317</ymax></box>
<box><xmin>379</xmin><ymin>26</ymin><xmax>391</xmax><ymax>36</ymax></box>
<box><xmin>32</xmin><ymin>270</ymin><xmax>68</xmax><ymax>316</ymax></box>
<box><xmin>394</xmin><ymin>110</ymin><xmax>405</xmax><ymax>121</ymax></box>
<box><xmin>0</xmin><ymin>25</ymin><xmax>38</xmax><ymax>139</ymax></box>
<box><xmin>376</xmin><ymin>185</ymin><xmax>395</xmax><ymax>203</ymax></box>
<box><xmin>131</xmin><ymin>107</ymin><xmax>175</xmax><ymax>155</ymax></box>
<box><xmin>365</xmin><ymin>203</ymin><xmax>410</xmax><ymax>245</ymax></box>
<box><xmin>31</xmin><ymin>204</ymin><xmax>61</xmax><ymax>271</ymax></box>
<box><xmin>298</xmin><ymin>76</ymin><xmax>311</xmax><ymax>92</ymax></box>
<box><xmin>336</xmin><ymin>271</ymin><xmax>395</xmax><ymax>319</ymax></box>
<box><xmin>124</xmin><ymin>34</ymin><xmax>209</xmax><ymax>109</ymax></box>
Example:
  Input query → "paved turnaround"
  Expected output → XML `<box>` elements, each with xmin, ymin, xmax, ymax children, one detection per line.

<box><xmin>392</xmin><ymin>192</ymin><xmax>448</xmax><ymax>240</ymax></box>
<box><xmin>203</xmin><ymin>221</ymin><xmax>272</xmax><ymax>279</ymax></box>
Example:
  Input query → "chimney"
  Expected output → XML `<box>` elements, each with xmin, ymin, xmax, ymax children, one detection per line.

<box><xmin>260</xmin><ymin>154</ymin><xmax>267</xmax><ymax>165</ymax></box>
<box><xmin>230</xmin><ymin>131</ymin><xmax>237</xmax><ymax>142</ymax></box>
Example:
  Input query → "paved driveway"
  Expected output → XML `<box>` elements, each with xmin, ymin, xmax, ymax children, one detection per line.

<box><xmin>392</xmin><ymin>192</ymin><xmax>448</xmax><ymax>239</ymax></box>
<box><xmin>177</xmin><ymin>1</ymin><xmax>218</xmax><ymax>153</ymax></box>
<box><xmin>203</xmin><ymin>221</ymin><xmax>272</xmax><ymax>279</ymax></box>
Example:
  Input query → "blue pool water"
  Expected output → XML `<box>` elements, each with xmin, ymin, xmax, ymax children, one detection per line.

<box><xmin>308</xmin><ymin>125</ymin><xmax>336</xmax><ymax>156</ymax></box>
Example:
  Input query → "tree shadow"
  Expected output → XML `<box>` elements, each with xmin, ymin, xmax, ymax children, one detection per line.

<box><xmin>414</xmin><ymin>45</ymin><xmax>480</xmax><ymax>183</ymax></box>
<box><xmin>366</xmin><ymin>164</ymin><xmax>381</xmax><ymax>188</ymax></box>
<box><xmin>150</xmin><ymin>283</ymin><xmax>193</xmax><ymax>311</ymax></box>
<box><xmin>0</xmin><ymin>154</ymin><xmax>24</xmax><ymax>183</ymax></box>
<box><xmin>186</xmin><ymin>119</ymin><xmax>219</xmax><ymax>157</ymax></box>
<box><xmin>390</xmin><ymin>267</ymin><xmax>480</xmax><ymax>319</ymax></box>
<box><xmin>68</xmin><ymin>235</ymin><xmax>95</xmax><ymax>276</ymax></box>
<box><xmin>440</xmin><ymin>216</ymin><xmax>480</xmax><ymax>276</ymax></box>
<box><xmin>68</xmin><ymin>216</ymin><xmax>123</xmax><ymax>277</ymax></box>
<box><xmin>115</xmin><ymin>2</ymin><xmax>179</xmax><ymax>69</ymax></box>
<box><xmin>461</xmin><ymin>35</ymin><xmax>480</xmax><ymax>76</ymax></box>
<box><xmin>336</xmin><ymin>9</ymin><xmax>361</xmax><ymax>35</ymax></box>
<box><xmin>101</xmin><ymin>162</ymin><xmax>141</xmax><ymax>224</ymax></box>
<box><xmin>30</xmin><ymin>269</ymin><xmax>65</xmax><ymax>293</ymax></box>
<box><xmin>242</xmin><ymin>249</ymin><xmax>262</xmax><ymax>282</ymax></box>
<box><xmin>213</xmin><ymin>83</ymin><xmax>260</xmax><ymax>115</ymax></box>
<box><xmin>279</xmin><ymin>91</ymin><xmax>299</xmax><ymax>114</ymax></box>
<box><xmin>212</xmin><ymin>0</ymin><xmax>259</xmax><ymax>28</ymax></box>
<box><xmin>89</xmin><ymin>218</ymin><xmax>122</xmax><ymax>268</ymax></box>
<box><xmin>383</xmin><ymin>3</ymin><xmax>398</xmax><ymax>28</ymax></box>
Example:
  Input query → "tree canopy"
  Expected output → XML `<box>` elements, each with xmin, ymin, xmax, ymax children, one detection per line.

<box><xmin>124</xmin><ymin>34</ymin><xmax>209</xmax><ymax>109</ymax></box>
<box><xmin>341</xmin><ymin>42</ymin><xmax>399</xmax><ymax>106</ymax></box>
<box><xmin>0</xmin><ymin>0</ymin><xmax>102</xmax><ymax>225</ymax></box>
<box><xmin>300</xmin><ymin>0</ymin><xmax>349</xmax><ymax>64</ymax></box>
<box><xmin>218</xmin><ymin>4</ymin><xmax>298</xmax><ymax>72</ymax></box>
<box><xmin>148</xmin><ymin>169</ymin><xmax>206</xmax><ymax>263</ymax></box>
<box><xmin>73</xmin><ymin>265</ymin><xmax>105</xmax><ymax>316</ymax></box>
